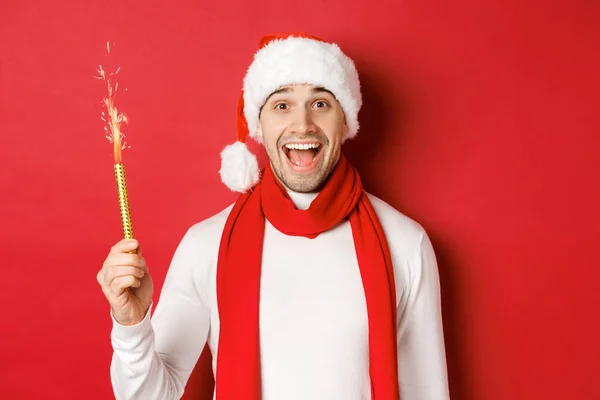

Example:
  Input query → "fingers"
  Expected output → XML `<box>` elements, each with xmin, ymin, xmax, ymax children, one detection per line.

<box><xmin>106</xmin><ymin>275</ymin><xmax>142</xmax><ymax>297</ymax></box>
<box><xmin>101</xmin><ymin>266</ymin><xmax>145</xmax><ymax>295</ymax></box>
<box><xmin>98</xmin><ymin>264</ymin><xmax>146</xmax><ymax>289</ymax></box>
<box><xmin>105</xmin><ymin>266</ymin><xmax>146</xmax><ymax>282</ymax></box>
<box><xmin>107</xmin><ymin>253</ymin><xmax>147</xmax><ymax>271</ymax></box>
<box><xmin>110</xmin><ymin>239</ymin><xmax>139</xmax><ymax>255</ymax></box>
<box><xmin>98</xmin><ymin>240</ymin><xmax>148</xmax><ymax>293</ymax></box>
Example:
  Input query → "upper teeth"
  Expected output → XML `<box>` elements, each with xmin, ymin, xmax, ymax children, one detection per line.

<box><xmin>285</xmin><ymin>143</ymin><xmax>320</xmax><ymax>150</ymax></box>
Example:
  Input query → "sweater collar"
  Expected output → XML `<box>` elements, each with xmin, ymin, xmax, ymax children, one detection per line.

<box><xmin>286</xmin><ymin>190</ymin><xmax>319</xmax><ymax>210</ymax></box>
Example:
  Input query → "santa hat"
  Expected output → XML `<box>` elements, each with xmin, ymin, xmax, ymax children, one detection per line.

<box><xmin>219</xmin><ymin>32</ymin><xmax>362</xmax><ymax>193</ymax></box>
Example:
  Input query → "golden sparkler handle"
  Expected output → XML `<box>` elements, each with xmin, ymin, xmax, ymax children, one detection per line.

<box><xmin>114</xmin><ymin>163</ymin><xmax>134</xmax><ymax>240</ymax></box>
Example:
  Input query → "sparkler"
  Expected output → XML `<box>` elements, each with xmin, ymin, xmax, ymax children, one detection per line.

<box><xmin>96</xmin><ymin>42</ymin><xmax>135</xmax><ymax>242</ymax></box>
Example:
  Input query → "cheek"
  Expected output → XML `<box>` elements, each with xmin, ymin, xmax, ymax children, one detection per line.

<box><xmin>322</xmin><ymin>113</ymin><xmax>346</xmax><ymax>146</ymax></box>
<box><xmin>260</xmin><ymin>120</ymin><xmax>286</xmax><ymax>150</ymax></box>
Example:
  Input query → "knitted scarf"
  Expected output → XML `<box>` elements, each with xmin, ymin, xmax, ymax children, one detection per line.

<box><xmin>215</xmin><ymin>155</ymin><xmax>399</xmax><ymax>399</ymax></box>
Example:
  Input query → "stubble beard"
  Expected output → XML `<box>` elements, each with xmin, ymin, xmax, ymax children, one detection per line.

<box><xmin>266</xmin><ymin>138</ymin><xmax>337</xmax><ymax>193</ymax></box>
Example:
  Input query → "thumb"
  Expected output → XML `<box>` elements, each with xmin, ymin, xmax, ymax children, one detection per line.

<box><xmin>124</xmin><ymin>239</ymin><xmax>141</xmax><ymax>256</ymax></box>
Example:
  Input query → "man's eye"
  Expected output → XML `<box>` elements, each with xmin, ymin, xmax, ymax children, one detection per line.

<box><xmin>314</xmin><ymin>101</ymin><xmax>329</xmax><ymax>108</ymax></box>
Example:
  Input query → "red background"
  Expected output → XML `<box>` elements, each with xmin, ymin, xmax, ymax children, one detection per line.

<box><xmin>1</xmin><ymin>0</ymin><xmax>598</xmax><ymax>399</ymax></box>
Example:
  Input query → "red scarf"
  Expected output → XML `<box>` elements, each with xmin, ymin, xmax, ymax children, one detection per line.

<box><xmin>215</xmin><ymin>155</ymin><xmax>399</xmax><ymax>399</ymax></box>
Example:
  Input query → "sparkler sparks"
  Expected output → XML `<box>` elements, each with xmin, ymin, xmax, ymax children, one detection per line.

<box><xmin>97</xmin><ymin>41</ymin><xmax>137</xmax><ymax>242</ymax></box>
<box><xmin>97</xmin><ymin>42</ymin><xmax>129</xmax><ymax>163</ymax></box>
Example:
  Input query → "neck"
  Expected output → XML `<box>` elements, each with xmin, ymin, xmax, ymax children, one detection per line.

<box><xmin>268</xmin><ymin>162</ymin><xmax>321</xmax><ymax>210</ymax></box>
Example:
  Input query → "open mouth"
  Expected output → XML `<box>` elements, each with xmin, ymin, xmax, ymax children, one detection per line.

<box><xmin>282</xmin><ymin>142</ymin><xmax>324</xmax><ymax>172</ymax></box>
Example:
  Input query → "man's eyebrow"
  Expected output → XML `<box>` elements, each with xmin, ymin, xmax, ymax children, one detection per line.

<box><xmin>260</xmin><ymin>86</ymin><xmax>337</xmax><ymax>113</ymax></box>
<box><xmin>264</xmin><ymin>86</ymin><xmax>335</xmax><ymax>101</ymax></box>
<box><xmin>312</xmin><ymin>87</ymin><xmax>336</xmax><ymax>98</ymax></box>
<box><xmin>264</xmin><ymin>87</ymin><xmax>292</xmax><ymax>103</ymax></box>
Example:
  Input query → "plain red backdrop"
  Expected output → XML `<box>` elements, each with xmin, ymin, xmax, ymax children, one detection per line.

<box><xmin>1</xmin><ymin>0</ymin><xmax>598</xmax><ymax>399</ymax></box>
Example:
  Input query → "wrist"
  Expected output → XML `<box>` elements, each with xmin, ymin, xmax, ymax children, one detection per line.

<box><xmin>110</xmin><ymin>304</ymin><xmax>151</xmax><ymax>327</ymax></box>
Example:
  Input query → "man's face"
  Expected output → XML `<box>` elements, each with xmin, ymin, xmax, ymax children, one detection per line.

<box><xmin>257</xmin><ymin>84</ymin><xmax>348</xmax><ymax>193</ymax></box>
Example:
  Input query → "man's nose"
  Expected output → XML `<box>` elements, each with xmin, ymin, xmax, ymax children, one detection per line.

<box><xmin>290</xmin><ymin>108</ymin><xmax>317</xmax><ymax>135</ymax></box>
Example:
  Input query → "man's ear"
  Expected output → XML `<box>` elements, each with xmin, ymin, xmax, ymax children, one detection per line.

<box><xmin>257</xmin><ymin>121</ymin><xmax>263</xmax><ymax>139</ymax></box>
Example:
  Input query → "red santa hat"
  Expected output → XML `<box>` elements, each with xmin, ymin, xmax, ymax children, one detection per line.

<box><xmin>219</xmin><ymin>32</ymin><xmax>362</xmax><ymax>193</ymax></box>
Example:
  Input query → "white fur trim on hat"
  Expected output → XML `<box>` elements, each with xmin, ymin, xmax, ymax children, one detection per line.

<box><xmin>219</xmin><ymin>141</ymin><xmax>260</xmax><ymax>193</ymax></box>
<box><xmin>243</xmin><ymin>37</ymin><xmax>362</xmax><ymax>143</ymax></box>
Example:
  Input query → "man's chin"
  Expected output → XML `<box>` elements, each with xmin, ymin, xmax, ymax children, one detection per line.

<box><xmin>279</xmin><ymin>170</ymin><xmax>325</xmax><ymax>193</ymax></box>
<box><xmin>269</xmin><ymin>155</ymin><xmax>330</xmax><ymax>192</ymax></box>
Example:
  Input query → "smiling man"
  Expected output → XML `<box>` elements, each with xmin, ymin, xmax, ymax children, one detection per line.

<box><xmin>259</xmin><ymin>85</ymin><xmax>345</xmax><ymax>191</ymax></box>
<box><xmin>98</xmin><ymin>33</ymin><xmax>450</xmax><ymax>400</ymax></box>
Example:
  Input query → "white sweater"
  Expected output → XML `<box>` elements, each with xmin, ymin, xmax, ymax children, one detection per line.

<box><xmin>110</xmin><ymin>192</ymin><xmax>449</xmax><ymax>400</ymax></box>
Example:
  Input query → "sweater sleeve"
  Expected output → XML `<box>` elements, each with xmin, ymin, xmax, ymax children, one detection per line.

<box><xmin>397</xmin><ymin>230</ymin><xmax>450</xmax><ymax>400</ymax></box>
<box><xmin>110</xmin><ymin>228</ymin><xmax>211</xmax><ymax>400</ymax></box>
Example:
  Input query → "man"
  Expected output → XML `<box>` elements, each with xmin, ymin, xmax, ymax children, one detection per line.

<box><xmin>97</xmin><ymin>32</ymin><xmax>449</xmax><ymax>400</ymax></box>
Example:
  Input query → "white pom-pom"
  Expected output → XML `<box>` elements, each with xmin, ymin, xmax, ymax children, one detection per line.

<box><xmin>219</xmin><ymin>141</ymin><xmax>260</xmax><ymax>193</ymax></box>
